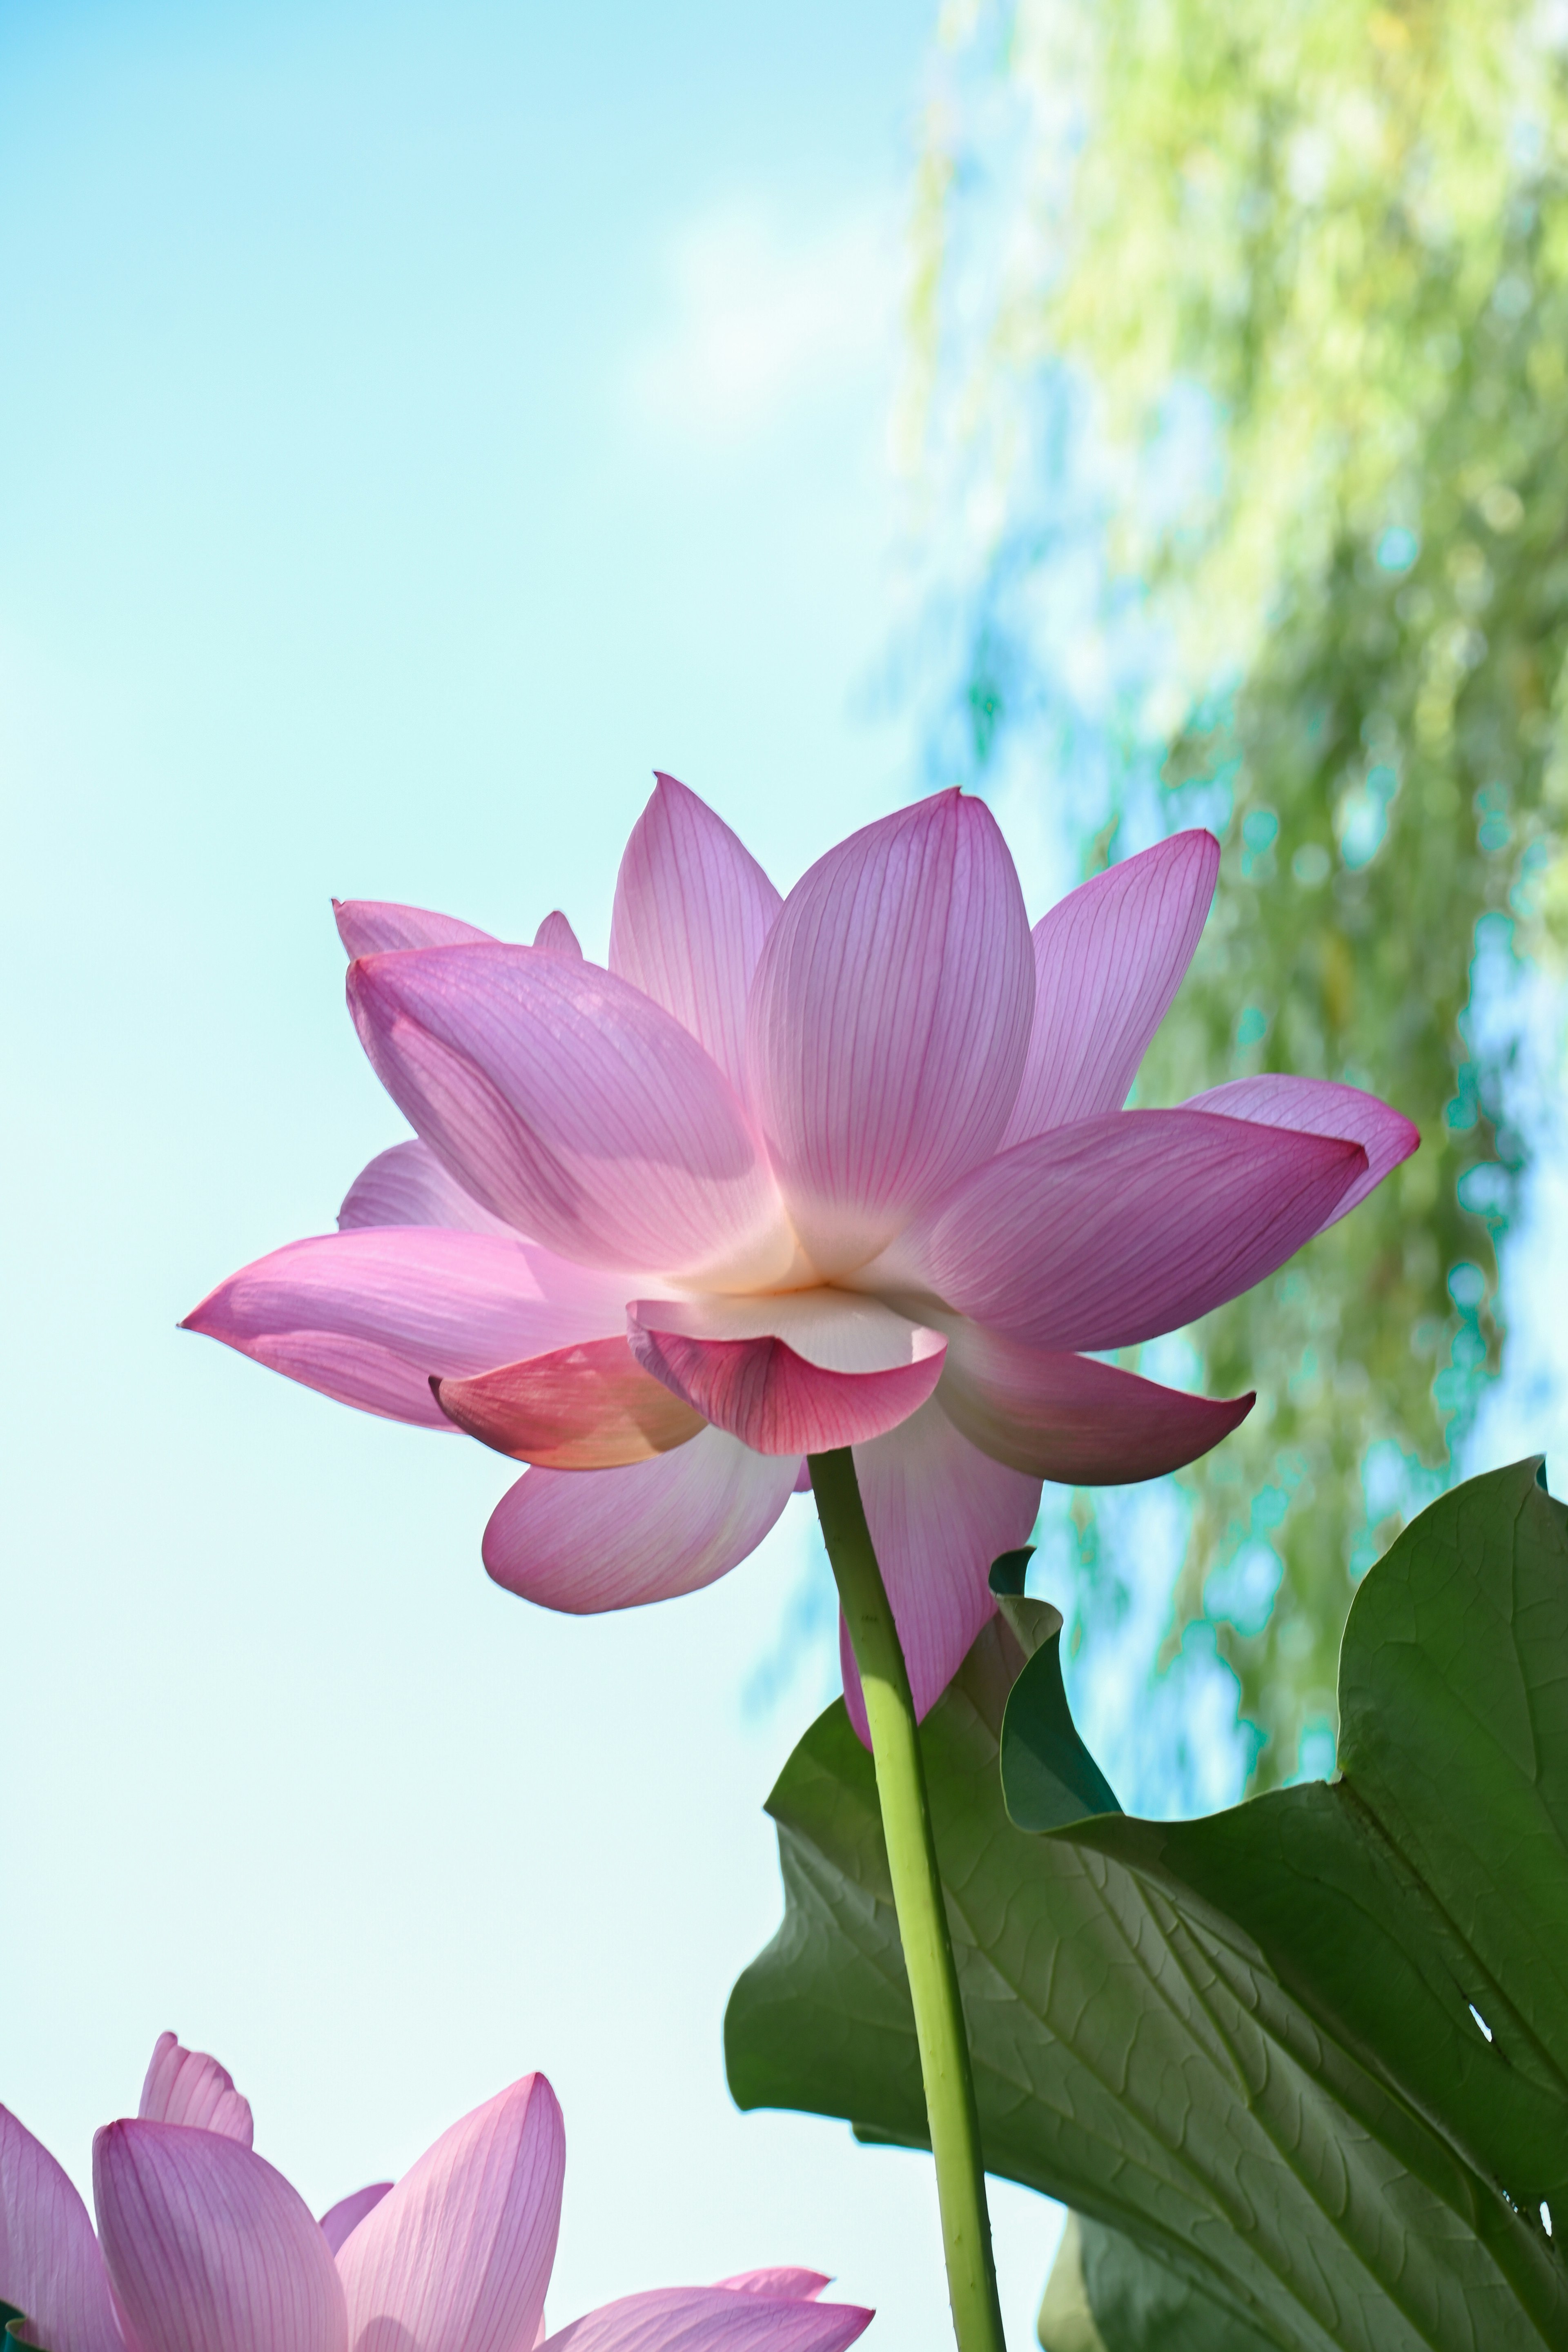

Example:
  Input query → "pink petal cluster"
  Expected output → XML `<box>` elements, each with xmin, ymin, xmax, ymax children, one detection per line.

<box><xmin>185</xmin><ymin>779</ymin><xmax>1416</xmax><ymax>1727</ymax></box>
<box><xmin>0</xmin><ymin>2034</ymin><xmax>870</xmax><ymax>2352</ymax></box>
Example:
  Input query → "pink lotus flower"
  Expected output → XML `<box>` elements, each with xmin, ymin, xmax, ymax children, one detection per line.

<box><xmin>185</xmin><ymin>780</ymin><xmax>1415</xmax><ymax>1728</ymax></box>
<box><xmin>0</xmin><ymin>2034</ymin><xmax>871</xmax><ymax>2352</ymax></box>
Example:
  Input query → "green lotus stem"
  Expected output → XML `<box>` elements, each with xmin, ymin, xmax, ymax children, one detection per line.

<box><xmin>809</xmin><ymin>1447</ymin><xmax>1006</xmax><ymax>2352</ymax></box>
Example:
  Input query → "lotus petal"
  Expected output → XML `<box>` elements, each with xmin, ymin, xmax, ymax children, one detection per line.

<box><xmin>532</xmin><ymin>913</ymin><xmax>582</xmax><ymax>958</ymax></box>
<box><xmin>338</xmin><ymin>1141</ymin><xmax>519</xmax><ymax>1238</ymax></box>
<box><xmin>835</xmin><ymin>1399</ymin><xmax>1041</xmax><ymax>1736</ymax></box>
<box><xmin>610</xmin><ymin>775</ymin><xmax>781</xmax><ymax>1092</ymax></box>
<box><xmin>1184</xmin><ymin>1074</ymin><xmax>1419</xmax><ymax>1225</ymax></box>
<box><xmin>539</xmin><ymin>2285</ymin><xmax>870</xmax><ymax>2352</ymax></box>
<box><xmin>882</xmin><ymin>1109</ymin><xmax>1365</xmax><ymax>1352</ymax></box>
<box><xmin>334</xmin><ymin>903</ymin><xmax>496</xmax><ymax>957</ymax></box>
<box><xmin>711</xmin><ymin>2272</ymin><xmax>827</xmax><ymax>2300</ymax></box>
<box><xmin>629</xmin><ymin>1294</ymin><xmax>944</xmax><ymax>1457</ymax></box>
<box><xmin>94</xmin><ymin>2119</ymin><xmax>346</xmax><ymax>2352</ymax></box>
<box><xmin>434</xmin><ymin>1339</ymin><xmax>706</xmax><ymax>1467</ymax></box>
<box><xmin>183</xmin><ymin>1229</ymin><xmax>633</xmax><ymax>1429</ymax></box>
<box><xmin>483</xmin><ymin>1429</ymin><xmax>799</xmax><ymax>1611</ymax></box>
<box><xmin>937</xmin><ymin>1322</ymin><xmax>1253</xmax><ymax>1482</ymax></box>
<box><xmin>0</xmin><ymin>2104</ymin><xmax>121</xmax><ymax>2352</ymax></box>
<box><xmin>347</xmin><ymin>946</ymin><xmax>799</xmax><ymax>1287</ymax></box>
<box><xmin>138</xmin><ymin>2035</ymin><xmax>253</xmax><ymax>2147</ymax></box>
<box><xmin>336</xmin><ymin>2076</ymin><xmax>562</xmax><ymax>2352</ymax></box>
<box><xmin>318</xmin><ymin>2188</ymin><xmax>392</xmax><ymax>2260</ymax></box>
<box><xmin>1002</xmin><ymin>831</ymin><xmax>1218</xmax><ymax>1145</ymax></box>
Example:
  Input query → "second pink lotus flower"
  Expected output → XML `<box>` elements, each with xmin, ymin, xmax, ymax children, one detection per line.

<box><xmin>0</xmin><ymin>2034</ymin><xmax>870</xmax><ymax>2352</ymax></box>
<box><xmin>185</xmin><ymin>781</ymin><xmax>1415</xmax><ymax>1726</ymax></box>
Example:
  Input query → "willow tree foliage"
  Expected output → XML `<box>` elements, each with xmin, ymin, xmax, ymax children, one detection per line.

<box><xmin>909</xmin><ymin>0</ymin><xmax>1568</xmax><ymax>1784</ymax></box>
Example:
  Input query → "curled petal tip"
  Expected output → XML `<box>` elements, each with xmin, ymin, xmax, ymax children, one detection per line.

<box><xmin>335</xmin><ymin>899</ymin><xmax>496</xmax><ymax>958</ymax></box>
<box><xmin>714</xmin><ymin>2269</ymin><xmax>832</xmax><ymax>2300</ymax></box>
<box><xmin>1183</xmin><ymin>1075</ymin><xmax>1417</xmax><ymax>1227</ymax></box>
<box><xmin>628</xmin><ymin>1297</ymin><xmax>947</xmax><ymax>1456</ymax></box>
<box><xmin>139</xmin><ymin>2031</ymin><xmax>253</xmax><ymax>2146</ymax></box>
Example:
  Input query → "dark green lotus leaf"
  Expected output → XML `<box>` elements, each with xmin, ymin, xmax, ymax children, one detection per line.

<box><xmin>1037</xmin><ymin>2214</ymin><xmax>1277</xmax><ymax>2352</ymax></box>
<box><xmin>998</xmin><ymin>1628</ymin><xmax>1121</xmax><ymax>1834</ymax></box>
<box><xmin>726</xmin><ymin>1461</ymin><xmax>1568</xmax><ymax>2352</ymax></box>
<box><xmin>989</xmin><ymin>1548</ymin><xmax>1036</xmax><ymax>1598</ymax></box>
<box><xmin>1337</xmin><ymin>1458</ymin><xmax>1568</xmax><ymax>2106</ymax></box>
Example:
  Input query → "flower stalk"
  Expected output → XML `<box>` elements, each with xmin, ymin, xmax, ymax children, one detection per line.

<box><xmin>809</xmin><ymin>1448</ymin><xmax>1007</xmax><ymax>2352</ymax></box>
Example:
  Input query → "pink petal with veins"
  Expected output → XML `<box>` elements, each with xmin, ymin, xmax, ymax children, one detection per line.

<box><xmin>434</xmin><ymin>1339</ymin><xmax>706</xmax><ymax>1467</ymax></box>
<box><xmin>832</xmin><ymin>1401</ymin><xmax>1044</xmax><ymax>1740</ymax></box>
<box><xmin>835</xmin><ymin>1399</ymin><xmax>1041</xmax><ymax>1736</ymax></box>
<box><xmin>336</xmin><ymin>2076</ymin><xmax>561</xmax><ymax>2352</ymax></box>
<box><xmin>1002</xmin><ymin>831</ymin><xmax>1218</xmax><ymax>1145</ymax></box>
<box><xmin>483</xmin><ymin>1429</ymin><xmax>799</xmax><ymax>1611</ymax></box>
<box><xmin>712</xmin><ymin>2272</ymin><xmax>828</xmax><ymax>2300</ymax></box>
<box><xmin>1184</xmin><ymin>1074</ymin><xmax>1419</xmax><ymax>1225</ymax></box>
<box><xmin>629</xmin><ymin>1296</ymin><xmax>945</xmax><ymax>1457</ymax></box>
<box><xmin>532</xmin><ymin>913</ymin><xmax>582</xmax><ymax>958</ymax></box>
<box><xmin>182</xmin><ymin>1229</ymin><xmax>633</xmax><ymax>1429</ymax></box>
<box><xmin>338</xmin><ymin>1140</ymin><xmax>519</xmax><ymax>1238</ymax></box>
<box><xmin>745</xmin><ymin>791</ymin><xmax>1033</xmax><ymax>1277</ymax></box>
<box><xmin>334</xmin><ymin>903</ymin><xmax>496</xmax><ymax>958</ymax></box>
<box><xmin>539</xmin><ymin>2286</ymin><xmax>871</xmax><ymax>2352</ymax></box>
<box><xmin>610</xmin><ymin>774</ymin><xmax>782</xmax><ymax>1092</ymax></box>
<box><xmin>94</xmin><ymin>2120</ymin><xmax>345</xmax><ymax>2352</ymax></box>
<box><xmin>347</xmin><ymin>946</ymin><xmax>798</xmax><ymax>1286</ymax></box>
<box><xmin>318</xmin><ymin>2189</ymin><xmax>392</xmax><ymax>2260</ymax></box>
<box><xmin>139</xmin><ymin>2035</ymin><xmax>253</xmax><ymax>2147</ymax></box>
<box><xmin>883</xmin><ymin>1109</ymin><xmax>1365</xmax><ymax>1353</ymax></box>
<box><xmin>937</xmin><ymin>1323</ymin><xmax>1252</xmax><ymax>1482</ymax></box>
<box><xmin>0</xmin><ymin>2104</ymin><xmax>121</xmax><ymax>2352</ymax></box>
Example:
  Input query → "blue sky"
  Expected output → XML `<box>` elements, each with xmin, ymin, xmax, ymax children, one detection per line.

<box><xmin>0</xmin><ymin>3</ymin><xmax>1069</xmax><ymax>2346</ymax></box>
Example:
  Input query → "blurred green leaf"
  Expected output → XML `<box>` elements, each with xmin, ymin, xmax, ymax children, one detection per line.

<box><xmin>727</xmin><ymin>1461</ymin><xmax>1568</xmax><ymax>2350</ymax></box>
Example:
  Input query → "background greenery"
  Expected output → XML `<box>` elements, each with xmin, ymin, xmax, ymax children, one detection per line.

<box><xmin>906</xmin><ymin>0</ymin><xmax>1568</xmax><ymax>1785</ymax></box>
